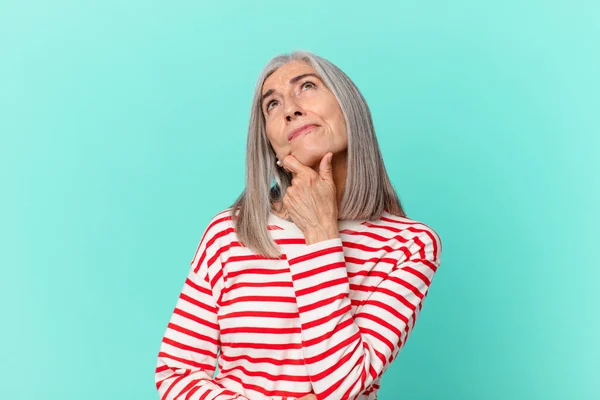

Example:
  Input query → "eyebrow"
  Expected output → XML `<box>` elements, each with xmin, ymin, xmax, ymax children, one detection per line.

<box><xmin>261</xmin><ymin>73</ymin><xmax>322</xmax><ymax>107</ymax></box>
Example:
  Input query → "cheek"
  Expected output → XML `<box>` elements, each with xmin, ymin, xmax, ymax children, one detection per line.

<box><xmin>324</xmin><ymin>105</ymin><xmax>347</xmax><ymax>140</ymax></box>
<box><xmin>329</xmin><ymin>110</ymin><xmax>348</xmax><ymax>149</ymax></box>
<box><xmin>265</xmin><ymin>122</ymin><xmax>289</xmax><ymax>155</ymax></box>
<box><xmin>265</xmin><ymin>121</ymin><xmax>280</xmax><ymax>142</ymax></box>
<box><xmin>333</xmin><ymin>103</ymin><xmax>346</xmax><ymax>129</ymax></box>
<box><xmin>320</xmin><ymin>97</ymin><xmax>346</xmax><ymax>129</ymax></box>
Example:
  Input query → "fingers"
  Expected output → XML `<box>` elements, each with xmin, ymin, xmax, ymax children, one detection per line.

<box><xmin>282</xmin><ymin>155</ymin><xmax>312</xmax><ymax>176</ymax></box>
<box><xmin>318</xmin><ymin>152</ymin><xmax>333</xmax><ymax>182</ymax></box>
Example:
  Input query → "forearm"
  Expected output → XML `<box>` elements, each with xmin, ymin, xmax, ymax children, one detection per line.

<box><xmin>304</xmin><ymin>225</ymin><xmax>339</xmax><ymax>245</ymax></box>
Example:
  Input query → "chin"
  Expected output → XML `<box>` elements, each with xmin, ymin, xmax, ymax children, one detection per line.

<box><xmin>292</xmin><ymin>150</ymin><xmax>326</xmax><ymax>168</ymax></box>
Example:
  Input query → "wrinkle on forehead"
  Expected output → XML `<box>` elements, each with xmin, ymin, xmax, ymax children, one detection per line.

<box><xmin>262</xmin><ymin>61</ymin><xmax>315</xmax><ymax>95</ymax></box>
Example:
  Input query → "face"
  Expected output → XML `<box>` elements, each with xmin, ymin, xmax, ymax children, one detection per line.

<box><xmin>261</xmin><ymin>60</ymin><xmax>348</xmax><ymax>169</ymax></box>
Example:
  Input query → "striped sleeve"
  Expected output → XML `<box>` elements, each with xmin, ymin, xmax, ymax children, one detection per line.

<box><xmin>285</xmin><ymin>226</ymin><xmax>442</xmax><ymax>400</ymax></box>
<box><xmin>154</xmin><ymin>216</ymin><xmax>250</xmax><ymax>400</ymax></box>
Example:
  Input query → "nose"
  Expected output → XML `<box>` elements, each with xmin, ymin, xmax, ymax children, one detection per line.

<box><xmin>286</xmin><ymin>110</ymin><xmax>303</xmax><ymax>121</ymax></box>
<box><xmin>284</xmin><ymin>97</ymin><xmax>304</xmax><ymax>121</ymax></box>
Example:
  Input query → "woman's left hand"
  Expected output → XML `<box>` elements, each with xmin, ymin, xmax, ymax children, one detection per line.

<box><xmin>281</xmin><ymin>152</ymin><xmax>339</xmax><ymax>244</ymax></box>
<box><xmin>294</xmin><ymin>393</ymin><xmax>317</xmax><ymax>400</ymax></box>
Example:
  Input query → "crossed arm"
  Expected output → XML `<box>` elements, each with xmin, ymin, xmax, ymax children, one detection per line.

<box><xmin>155</xmin><ymin>223</ymin><xmax>441</xmax><ymax>400</ymax></box>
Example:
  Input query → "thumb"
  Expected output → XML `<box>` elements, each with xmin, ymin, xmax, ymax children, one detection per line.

<box><xmin>319</xmin><ymin>152</ymin><xmax>334</xmax><ymax>182</ymax></box>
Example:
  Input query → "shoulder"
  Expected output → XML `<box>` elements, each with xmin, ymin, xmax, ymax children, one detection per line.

<box><xmin>204</xmin><ymin>207</ymin><xmax>240</xmax><ymax>244</ymax></box>
<box><xmin>205</xmin><ymin>207</ymin><xmax>237</xmax><ymax>235</ymax></box>
<box><xmin>190</xmin><ymin>207</ymin><xmax>237</xmax><ymax>265</ymax></box>
<box><xmin>379</xmin><ymin>213</ymin><xmax>442</xmax><ymax>264</ymax></box>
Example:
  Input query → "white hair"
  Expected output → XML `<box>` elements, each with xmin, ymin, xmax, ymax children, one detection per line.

<box><xmin>229</xmin><ymin>50</ymin><xmax>406</xmax><ymax>258</ymax></box>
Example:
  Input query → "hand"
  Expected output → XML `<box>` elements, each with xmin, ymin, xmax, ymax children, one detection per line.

<box><xmin>295</xmin><ymin>393</ymin><xmax>317</xmax><ymax>400</ymax></box>
<box><xmin>281</xmin><ymin>152</ymin><xmax>339</xmax><ymax>244</ymax></box>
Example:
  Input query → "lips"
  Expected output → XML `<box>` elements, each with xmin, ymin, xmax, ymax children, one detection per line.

<box><xmin>288</xmin><ymin>124</ymin><xmax>319</xmax><ymax>141</ymax></box>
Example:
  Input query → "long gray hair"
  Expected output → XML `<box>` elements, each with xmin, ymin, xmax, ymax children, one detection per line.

<box><xmin>229</xmin><ymin>50</ymin><xmax>406</xmax><ymax>258</ymax></box>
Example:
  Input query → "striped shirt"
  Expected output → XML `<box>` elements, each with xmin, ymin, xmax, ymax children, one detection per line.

<box><xmin>155</xmin><ymin>207</ymin><xmax>442</xmax><ymax>400</ymax></box>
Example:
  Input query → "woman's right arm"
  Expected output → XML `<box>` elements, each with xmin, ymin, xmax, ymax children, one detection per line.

<box><xmin>154</xmin><ymin>216</ymin><xmax>249</xmax><ymax>399</ymax></box>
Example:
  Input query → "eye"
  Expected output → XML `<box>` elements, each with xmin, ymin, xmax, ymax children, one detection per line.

<box><xmin>266</xmin><ymin>99</ymin><xmax>278</xmax><ymax>112</ymax></box>
<box><xmin>265</xmin><ymin>81</ymin><xmax>317</xmax><ymax>113</ymax></box>
<box><xmin>302</xmin><ymin>80</ymin><xmax>316</xmax><ymax>90</ymax></box>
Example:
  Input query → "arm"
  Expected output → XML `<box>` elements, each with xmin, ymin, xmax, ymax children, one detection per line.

<box><xmin>286</xmin><ymin>225</ymin><xmax>442</xmax><ymax>400</ymax></box>
<box><xmin>155</xmin><ymin>218</ymin><xmax>250</xmax><ymax>400</ymax></box>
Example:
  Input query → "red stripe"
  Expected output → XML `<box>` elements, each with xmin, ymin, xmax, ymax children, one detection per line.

<box><xmin>173</xmin><ymin>308</ymin><xmax>219</xmax><ymax>331</ymax></box>
<box><xmin>155</xmin><ymin>208</ymin><xmax>441</xmax><ymax>400</ymax></box>
<box><xmin>167</xmin><ymin>322</ymin><xmax>219</xmax><ymax>346</ymax></box>
<box><xmin>157</xmin><ymin>351</ymin><xmax>215</xmax><ymax>370</ymax></box>
<box><xmin>297</xmin><ymin>292</ymin><xmax>347</xmax><ymax>314</ymax></box>
<box><xmin>162</xmin><ymin>337</ymin><xmax>217</xmax><ymax>359</ymax></box>
<box><xmin>173</xmin><ymin>379</ymin><xmax>201</xmax><ymax>400</ymax></box>
<box><xmin>291</xmin><ymin>261</ymin><xmax>346</xmax><ymax>280</ymax></box>
<box><xmin>287</xmin><ymin>244</ymin><xmax>344</xmax><ymax>266</ymax></box>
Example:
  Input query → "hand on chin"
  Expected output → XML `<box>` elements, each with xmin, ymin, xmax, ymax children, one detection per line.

<box><xmin>286</xmin><ymin>151</ymin><xmax>325</xmax><ymax>172</ymax></box>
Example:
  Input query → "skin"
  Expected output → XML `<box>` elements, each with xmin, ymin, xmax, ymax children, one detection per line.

<box><xmin>262</xmin><ymin>60</ymin><xmax>349</xmax><ymax>245</ymax></box>
<box><xmin>295</xmin><ymin>394</ymin><xmax>317</xmax><ymax>400</ymax></box>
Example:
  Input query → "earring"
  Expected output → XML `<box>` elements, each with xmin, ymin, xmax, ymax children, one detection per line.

<box><xmin>276</xmin><ymin>158</ymin><xmax>282</xmax><ymax>166</ymax></box>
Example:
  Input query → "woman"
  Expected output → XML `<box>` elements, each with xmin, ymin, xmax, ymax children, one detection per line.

<box><xmin>155</xmin><ymin>50</ymin><xmax>443</xmax><ymax>400</ymax></box>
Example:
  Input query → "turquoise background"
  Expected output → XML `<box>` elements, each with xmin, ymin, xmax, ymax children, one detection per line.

<box><xmin>1</xmin><ymin>0</ymin><xmax>598</xmax><ymax>399</ymax></box>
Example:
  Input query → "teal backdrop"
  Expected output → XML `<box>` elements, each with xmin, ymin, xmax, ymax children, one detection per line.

<box><xmin>1</xmin><ymin>0</ymin><xmax>598</xmax><ymax>399</ymax></box>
